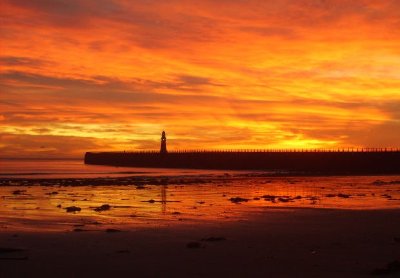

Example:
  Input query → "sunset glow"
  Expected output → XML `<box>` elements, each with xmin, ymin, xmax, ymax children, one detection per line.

<box><xmin>1</xmin><ymin>0</ymin><xmax>400</xmax><ymax>158</ymax></box>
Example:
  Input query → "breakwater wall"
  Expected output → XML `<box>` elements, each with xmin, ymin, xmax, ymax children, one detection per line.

<box><xmin>84</xmin><ymin>149</ymin><xmax>400</xmax><ymax>174</ymax></box>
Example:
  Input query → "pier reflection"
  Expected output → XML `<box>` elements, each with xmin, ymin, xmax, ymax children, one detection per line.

<box><xmin>161</xmin><ymin>185</ymin><xmax>167</xmax><ymax>214</ymax></box>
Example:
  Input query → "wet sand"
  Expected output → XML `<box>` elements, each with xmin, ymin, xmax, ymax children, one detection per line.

<box><xmin>1</xmin><ymin>208</ymin><xmax>400</xmax><ymax>277</ymax></box>
<box><xmin>1</xmin><ymin>174</ymin><xmax>400</xmax><ymax>277</ymax></box>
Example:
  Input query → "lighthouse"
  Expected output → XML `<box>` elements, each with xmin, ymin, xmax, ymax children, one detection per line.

<box><xmin>160</xmin><ymin>131</ymin><xmax>167</xmax><ymax>154</ymax></box>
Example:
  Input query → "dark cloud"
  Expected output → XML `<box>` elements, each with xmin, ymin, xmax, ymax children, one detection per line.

<box><xmin>239</xmin><ymin>26</ymin><xmax>298</xmax><ymax>38</ymax></box>
<box><xmin>0</xmin><ymin>56</ymin><xmax>49</xmax><ymax>67</ymax></box>
<box><xmin>0</xmin><ymin>133</ymin><xmax>113</xmax><ymax>158</ymax></box>
<box><xmin>177</xmin><ymin>75</ymin><xmax>213</xmax><ymax>86</ymax></box>
<box><xmin>3</xmin><ymin>0</ymin><xmax>123</xmax><ymax>27</ymax></box>
<box><xmin>0</xmin><ymin>70</ymin><xmax>224</xmax><ymax>98</ymax></box>
<box><xmin>3</xmin><ymin>0</ymin><xmax>219</xmax><ymax>48</ymax></box>
<box><xmin>0</xmin><ymin>71</ymin><xmax>231</xmax><ymax>126</ymax></box>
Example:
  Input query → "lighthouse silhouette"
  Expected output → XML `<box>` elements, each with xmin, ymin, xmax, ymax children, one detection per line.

<box><xmin>160</xmin><ymin>131</ymin><xmax>167</xmax><ymax>154</ymax></box>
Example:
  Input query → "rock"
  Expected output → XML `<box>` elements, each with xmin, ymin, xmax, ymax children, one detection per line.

<box><xmin>337</xmin><ymin>193</ymin><xmax>350</xmax><ymax>198</ymax></box>
<box><xmin>229</xmin><ymin>197</ymin><xmax>249</xmax><ymax>203</ymax></box>
<box><xmin>105</xmin><ymin>228</ymin><xmax>121</xmax><ymax>233</ymax></box>
<box><xmin>116</xmin><ymin>250</ymin><xmax>130</xmax><ymax>254</ymax></box>
<box><xmin>372</xmin><ymin>180</ymin><xmax>386</xmax><ymax>186</ymax></box>
<box><xmin>186</xmin><ymin>242</ymin><xmax>202</xmax><ymax>248</ymax></box>
<box><xmin>94</xmin><ymin>204</ymin><xmax>111</xmax><ymax>212</ymax></box>
<box><xmin>372</xmin><ymin>180</ymin><xmax>400</xmax><ymax>186</ymax></box>
<box><xmin>371</xmin><ymin>260</ymin><xmax>400</xmax><ymax>275</ymax></box>
<box><xmin>12</xmin><ymin>190</ymin><xmax>26</xmax><ymax>195</ymax></box>
<box><xmin>0</xmin><ymin>247</ymin><xmax>28</xmax><ymax>260</ymax></box>
<box><xmin>0</xmin><ymin>247</ymin><xmax>25</xmax><ymax>254</ymax></box>
<box><xmin>65</xmin><ymin>206</ymin><xmax>81</xmax><ymax>213</ymax></box>
<box><xmin>73</xmin><ymin>228</ymin><xmax>86</xmax><ymax>232</ymax></box>
<box><xmin>201</xmin><ymin>237</ymin><xmax>226</xmax><ymax>242</ymax></box>
<box><xmin>278</xmin><ymin>197</ymin><xmax>290</xmax><ymax>202</ymax></box>
<box><xmin>262</xmin><ymin>195</ymin><xmax>276</xmax><ymax>201</ymax></box>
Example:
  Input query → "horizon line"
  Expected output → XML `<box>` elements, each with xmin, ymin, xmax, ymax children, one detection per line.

<box><xmin>90</xmin><ymin>147</ymin><xmax>400</xmax><ymax>154</ymax></box>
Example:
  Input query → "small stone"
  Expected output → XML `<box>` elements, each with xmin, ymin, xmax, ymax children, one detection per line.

<box><xmin>186</xmin><ymin>242</ymin><xmax>202</xmax><ymax>248</ymax></box>
<box><xmin>65</xmin><ymin>206</ymin><xmax>81</xmax><ymax>213</ymax></box>
<box><xmin>12</xmin><ymin>190</ymin><xmax>26</xmax><ymax>195</ymax></box>
<box><xmin>116</xmin><ymin>250</ymin><xmax>130</xmax><ymax>254</ymax></box>
<box><xmin>371</xmin><ymin>260</ymin><xmax>400</xmax><ymax>275</ymax></box>
<box><xmin>337</xmin><ymin>193</ymin><xmax>350</xmax><ymax>198</ymax></box>
<box><xmin>94</xmin><ymin>204</ymin><xmax>111</xmax><ymax>212</ymax></box>
<box><xmin>278</xmin><ymin>197</ymin><xmax>290</xmax><ymax>202</ymax></box>
<box><xmin>105</xmin><ymin>228</ymin><xmax>121</xmax><ymax>233</ymax></box>
<box><xmin>201</xmin><ymin>237</ymin><xmax>226</xmax><ymax>242</ymax></box>
<box><xmin>229</xmin><ymin>197</ymin><xmax>249</xmax><ymax>203</ymax></box>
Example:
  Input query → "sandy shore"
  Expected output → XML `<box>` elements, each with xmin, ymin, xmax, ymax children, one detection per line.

<box><xmin>1</xmin><ymin>208</ymin><xmax>399</xmax><ymax>277</ymax></box>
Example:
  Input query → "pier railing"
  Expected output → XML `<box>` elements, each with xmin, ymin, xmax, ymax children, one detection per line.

<box><xmin>92</xmin><ymin>148</ymin><xmax>400</xmax><ymax>154</ymax></box>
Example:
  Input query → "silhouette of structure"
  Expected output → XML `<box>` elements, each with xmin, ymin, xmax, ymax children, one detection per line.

<box><xmin>84</xmin><ymin>132</ymin><xmax>400</xmax><ymax>175</ymax></box>
<box><xmin>161</xmin><ymin>185</ymin><xmax>167</xmax><ymax>214</ymax></box>
<box><xmin>160</xmin><ymin>131</ymin><xmax>167</xmax><ymax>154</ymax></box>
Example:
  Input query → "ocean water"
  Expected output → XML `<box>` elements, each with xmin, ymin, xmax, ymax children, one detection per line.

<box><xmin>0</xmin><ymin>159</ymin><xmax>241</xmax><ymax>178</ymax></box>
<box><xmin>0</xmin><ymin>159</ymin><xmax>399</xmax><ymax>232</ymax></box>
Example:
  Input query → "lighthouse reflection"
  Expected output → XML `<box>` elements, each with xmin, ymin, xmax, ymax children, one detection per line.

<box><xmin>161</xmin><ymin>185</ymin><xmax>167</xmax><ymax>214</ymax></box>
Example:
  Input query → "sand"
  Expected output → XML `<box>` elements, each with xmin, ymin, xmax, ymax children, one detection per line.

<box><xmin>1</xmin><ymin>208</ymin><xmax>400</xmax><ymax>277</ymax></box>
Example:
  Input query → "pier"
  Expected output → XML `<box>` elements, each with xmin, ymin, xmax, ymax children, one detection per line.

<box><xmin>84</xmin><ymin>132</ymin><xmax>400</xmax><ymax>174</ymax></box>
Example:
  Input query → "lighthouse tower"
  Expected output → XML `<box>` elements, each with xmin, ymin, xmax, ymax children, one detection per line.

<box><xmin>160</xmin><ymin>131</ymin><xmax>167</xmax><ymax>154</ymax></box>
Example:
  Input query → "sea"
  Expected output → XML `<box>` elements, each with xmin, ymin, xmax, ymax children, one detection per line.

<box><xmin>1</xmin><ymin>159</ymin><xmax>399</xmax><ymax>232</ymax></box>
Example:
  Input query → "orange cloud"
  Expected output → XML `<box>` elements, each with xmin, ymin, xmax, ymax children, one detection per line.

<box><xmin>0</xmin><ymin>0</ymin><xmax>399</xmax><ymax>157</ymax></box>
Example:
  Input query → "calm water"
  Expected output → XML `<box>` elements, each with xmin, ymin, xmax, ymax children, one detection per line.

<box><xmin>0</xmin><ymin>159</ymin><xmax>399</xmax><ymax>232</ymax></box>
<box><xmin>0</xmin><ymin>159</ymin><xmax>242</xmax><ymax>178</ymax></box>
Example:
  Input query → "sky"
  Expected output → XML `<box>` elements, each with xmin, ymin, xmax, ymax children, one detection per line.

<box><xmin>1</xmin><ymin>0</ymin><xmax>400</xmax><ymax>158</ymax></box>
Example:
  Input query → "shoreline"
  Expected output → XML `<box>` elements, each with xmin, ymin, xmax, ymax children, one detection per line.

<box><xmin>1</xmin><ymin>173</ymin><xmax>400</xmax><ymax>186</ymax></box>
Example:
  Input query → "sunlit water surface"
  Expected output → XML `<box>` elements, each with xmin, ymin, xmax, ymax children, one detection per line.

<box><xmin>0</xmin><ymin>160</ymin><xmax>399</xmax><ymax>232</ymax></box>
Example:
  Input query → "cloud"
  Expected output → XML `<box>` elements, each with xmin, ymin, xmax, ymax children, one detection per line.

<box><xmin>0</xmin><ymin>133</ymin><xmax>114</xmax><ymax>158</ymax></box>
<box><xmin>239</xmin><ymin>26</ymin><xmax>298</xmax><ymax>38</ymax></box>
<box><xmin>0</xmin><ymin>56</ymin><xmax>50</xmax><ymax>67</ymax></box>
<box><xmin>0</xmin><ymin>0</ymin><xmax>399</xmax><ymax>157</ymax></box>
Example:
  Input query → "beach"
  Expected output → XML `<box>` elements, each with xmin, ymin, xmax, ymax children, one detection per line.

<box><xmin>1</xmin><ymin>208</ymin><xmax>400</xmax><ymax>277</ymax></box>
<box><xmin>1</xmin><ymin>160</ymin><xmax>400</xmax><ymax>277</ymax></box>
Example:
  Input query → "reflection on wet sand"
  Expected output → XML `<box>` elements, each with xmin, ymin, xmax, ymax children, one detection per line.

<box><xmin>0</xmin><ymin>175</ymin><xmax>400</xmax><ymax>232</ymax></box>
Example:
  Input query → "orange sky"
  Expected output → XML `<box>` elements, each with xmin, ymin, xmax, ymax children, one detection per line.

<box><xmin>1</xmin><ymin>0</ymin><xmax>400</xmax><ymax>158</ymax></box>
